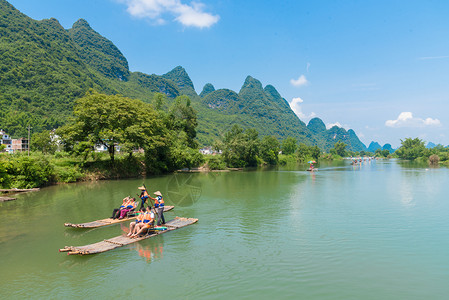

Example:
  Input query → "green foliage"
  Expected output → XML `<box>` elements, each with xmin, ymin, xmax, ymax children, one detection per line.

<box><xmin>57</xmin><ymin>90</ymin><xmax>164</xmax><ymax>162</ymax></box>
<box><xmin>54</xmin><ymin>165</ymin><xmax>83</xmax><ymax>183</ymax></box>
<box><xmin>167</xmin><ymin>95</ymin><xmax>198</xmax><ymax>148</ymax></box>
<box><xmin>0</xmin><ymin>157</ymin><xmax>11</xmax><ymax>187</ymax></box>
<box><xmin>259</xmin><ymin>135</ymin><xmax>280</xmax><ymax>165</ymax></box>
<box><xmin>395</xmin><ymin>138</ymin><xmax>426</xmax><ymax>160</ymax></box>
<box><xmin>68</xmin><ymin>18</ymin><xmax>129</xmax><ymax>80</ymax></box>
<box><xmin>206</xmin><ymin>155</ymin><xmax>226</xmax><ymax>170</ymax></box>
<box><xmin>296</xmin><ymin>143</ymin><xmax>321</xmax><ymax>162</ymax></box>
<box><xmin>375</xmin><ymin>148</ymin><xmax>390</xmax><ymax>158</ymax></box>
<box><xmin>278</xmin><ymin>154</ymin><xmax>297</xmax><ymax>166</ymax></box>
<box><xmin>215</xmin><ymin>124</ymin><xmax>260</xmax><ymax>168</ymax></box>
<box><xmin>330</xmin><ymin>141</ymin><xmax>347</xmax><ymax>157</ymax></box>
<box><xmin>4</xmin><ymin>154</ymin><xmax>55</xmax><ymax>188</ymax></box>
<box><xmin>281</xmin><ymin>137</ymin><xmax>297</xmax><ymax>155</ymax></box>
<box><xmin>31</xmin><ymin>130</ymin><xmax>57</xmax><ymax>154</ymax></box>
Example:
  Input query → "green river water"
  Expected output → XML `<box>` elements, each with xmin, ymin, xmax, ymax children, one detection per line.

<box><xmin>1</xmin><ymin>159</ymin><xmax>448</xmax><ymax>299</ymax></box>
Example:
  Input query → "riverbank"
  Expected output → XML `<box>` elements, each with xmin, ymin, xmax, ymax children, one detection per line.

<box><xmin>0</xmin><ymin>188</ymin><xmax>40</xmax><ymax>202</ymax></box>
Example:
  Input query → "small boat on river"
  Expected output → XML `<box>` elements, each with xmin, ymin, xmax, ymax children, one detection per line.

<box><xmin>59</xmin><ymin>217</ymin><xmax>198</xmax><ymax>255</ymax></box>
<box><xmin>64</xmin><ymin>205</ymin><xmax>174</xmax><ymax>228</ymax></box>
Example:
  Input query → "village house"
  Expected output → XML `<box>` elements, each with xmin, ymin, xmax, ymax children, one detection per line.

<box><xmin>1</xmin><ymin>130</ymin><xmax>29</xmax><ymax>153</ymax></box>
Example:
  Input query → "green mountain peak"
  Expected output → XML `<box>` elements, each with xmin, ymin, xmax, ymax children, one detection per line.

<box><xmin>200</xmin><ymin>83</ymin><xmax>215</xmax><ymax>97</ymax></box>
<box><xmin>307</xmin><ymin>118</ymin><xmax>326</xmax><ymax>133</ymax></box>
<box><xmin>162</xmin><ymin>66</ymin><xmax>197</xmax><ymax>98</ymax></box>
<box><xmin>240</xmin><ymin>75</ymin><xmax>263</xmax><ymax>93</ymax></box>
<box><xmin>68</xmin><ymin>18</ymin><xmax>129</xmax><ymax>80</ymax></box>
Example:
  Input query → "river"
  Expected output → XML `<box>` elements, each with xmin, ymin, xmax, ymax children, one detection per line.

<box><xmin>1</xmin><ymin>159</ymin><xmax>448</xmax><ymax>299</ymax></box>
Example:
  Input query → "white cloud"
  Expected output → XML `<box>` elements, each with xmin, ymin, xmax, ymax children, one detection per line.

<box><xmin>119</xmin><ymin>0</ymin><xmax>219</xmax><ymax>28</ymax></box>
<box><xmin>419</xmin><ymin>55</ymin><xmax>449</xmax><ymax>60</ymax></box>
<box><xmin>326</xmin><ymin>122</ymin><xmax>350</xmax><ymax>130</ymax></box>
<box><xmin>289</xmin><ymin>97</ymin><xmax>316</xmax><ymax>121</ymax></box>
<box><xmin>326</xmin><ymin>122</ymin><xmax>342</xmax><ymax>129</ymax></box>
<box><xmin>385</xmin><ymin>112</ymin><xmax>441</xmax><ymax>128</ymax></box>
<box><xmin>290</xmin><ymin>75</ymin><xmax>309</xmax><ymax>87</ymax></box>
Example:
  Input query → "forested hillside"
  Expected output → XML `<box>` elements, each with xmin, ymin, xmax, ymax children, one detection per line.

<box><xmin>0</xmin><ymin>0</ymin><xmax>366</xmax><ymax>151</ymax></box>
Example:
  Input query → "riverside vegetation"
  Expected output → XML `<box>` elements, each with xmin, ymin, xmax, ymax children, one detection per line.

<box><xmin>0</xmin><ymin>92</ymin><xmax>446</xmax><ymax>189</ymax></box>
<box><xmin>0</xmin><ymin>89</ymin><xmax>365</xmax><ymax>189</ymax></box>
<box><xmin>1</xmin><ymin>0</ymin><xmax>448</xmax><ymax>189</ymax></box>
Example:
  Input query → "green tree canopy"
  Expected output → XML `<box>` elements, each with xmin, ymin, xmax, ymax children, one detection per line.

<box><xmin>281</xmin><ymin>137</ymin><xmax>297</xmax><ymax>155</ymax></box>
<box><xmin>260</xmin><ymin>135</ymin><xmax>280</xmax><ymax>165</ymax></box>
<box><xmin>31</xmin><ymin>130</ymin><xmax>57</xmax><ymax>154</ymax></box>
<box><xmin>330</xmin><ymin>141</ymin><xmax>347</xmax><ymax>157</ymax></box>
<box><xmin>57</xmin><ymin>90</ymin><xmax>163</xmax><ymax>162</ymax></box>
<box><xmin>215</xmin><ymin>124</ymin><xmax>260</xmax><ymax>167</ymax></box>
<box><xmin>395</xmin><ymin>138</ymin><xmax>426</xmax><ymax>160</ymax></box>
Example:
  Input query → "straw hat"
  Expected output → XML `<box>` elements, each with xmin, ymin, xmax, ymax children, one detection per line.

<box><xmin>138</xmin><ymin>186</ymin><xmax>146</xmax><ymax>190</ymax></box>
<box><xmin>154</xmin><ymin>191</ymin><xmax>162</xmax><ymax>196</ymax></box>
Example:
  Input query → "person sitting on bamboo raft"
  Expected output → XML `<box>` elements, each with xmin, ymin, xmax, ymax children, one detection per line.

<box><xmin>130</xmin><ymin>207</ymin><xmax>155</xmax><ymax>238</ymax></box>
<box><xmin>111</xmin><ymin>196</ymin><xmax>131</xmax><ymax>219</ymax></box>
<box><xmin>149</xmin><ymin>191</ymin><xmax>165</xmax><ymax>225</ymax></box>
<box><xmin>117</xmin><ymin>198</ymin><xmax>138</xmax><ymax>219</ymax></box>
<box><xmin>127</xmin><ymin>207</ymin><xmax>147</xmax><ymax>237</ymax></box>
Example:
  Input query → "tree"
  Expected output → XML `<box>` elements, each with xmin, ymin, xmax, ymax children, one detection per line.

<box><xmin>31</xmin><ymin>130</ymin><xmax>57</xmax><ymax>154</ymax></box>
<box><xmin>330</xmin><ymin>141</ymin><xmax>347</xmax><ymax>157</ymax></box>
<box><xmin>167</xmin><ymin>95</ymin><xmax>198</xmax><ymax>148</ymax></box>
<box><xmin>57</xmin><ymin>90</ymin><xmax>163</xmax><ymax>162</ymax></box>
<box><xmin>260</xmin><ymin>136</ymin><xmax>280</xmax><ymax>165</ymax></box>
<box><xmin>296</xmin><ymin>143</ymin><xmax>321</xmax><ymax>162</ymax></box>
<box><xmin>310</xmin><ymin>145</ymin><xmax>321</xmax><ymax>160</ymax></box>
<box><xmin>281</xmin><ymin>137</ymin><xmax>297</xmax><ymax>155</ymax></box>
<box><xmin>215</xmin><ymin>124</ymin><xmax>260</xmax><ymax>167</ymax></box>
<box><xmin>395</xmin><ymin>138</ymin><xmax>426</xmax><ymax>160</ymax></box>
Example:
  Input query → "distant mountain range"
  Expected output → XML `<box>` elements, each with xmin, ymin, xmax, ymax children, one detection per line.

<box><xmin>0</xmin><ymin>0</ymin><xmax>367</xmax><ymax>151</ymax></box>
<box><xmin>367</xmin><ymin>142</ymin><xmax>395</xmax><ymax>153</ymax></box>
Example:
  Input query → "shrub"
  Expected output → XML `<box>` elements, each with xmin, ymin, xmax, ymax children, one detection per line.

<box><xmin>429</xmin><ymin>154</ymin><xmax>440</xmax><ymax>165</ymax></box>
<box><xmin>207</xmin><ymin>155</ymin><xmax>226</xmax><ymax>170</ymax></box>
<box><xmin>7</xmin><ymin>155</ymin><xmax>55</xmax><ymax>188</ymax></box>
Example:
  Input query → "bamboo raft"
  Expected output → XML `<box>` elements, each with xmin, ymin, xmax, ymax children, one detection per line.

<box><xmin>64</xmin><ymin>205</ymin><xmax>174</xmax><ymax>228</ymax></box>
<box><xmin>59</xmin><ymin>217</ymin><xmax>198</xmax><ymax>255</ymax></box>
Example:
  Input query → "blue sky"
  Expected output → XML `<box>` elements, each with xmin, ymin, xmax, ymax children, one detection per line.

<box><xmin>8</xmin><ymin>0</ymin><xmax>449</xmax><ymax>148</ymax></box>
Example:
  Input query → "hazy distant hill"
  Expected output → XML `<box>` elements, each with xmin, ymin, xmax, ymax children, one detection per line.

<box><xmin>426</xmin><ymin>142</ymin><xmax>436</xmax><ymax>149</ymax></box>
<box><xmin>382</xmin><ymin>143</ymin><xmax>395</xmax><ymax>153</ymax></box>
<box><xmin>306</xmin><ymin>118</ymin><xmax>366</xmax><ymax>151</ymax></box>
<box><xmin>367</xmin><ymin>142</ymin><xmax>382</xmax><ymax>152</ymax></box>
<box><xmin>0</xmin><ymin>0</ymin><xmax>366</xmax><ymax>151</ymax></box>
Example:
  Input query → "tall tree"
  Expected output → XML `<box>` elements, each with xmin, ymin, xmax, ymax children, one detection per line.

<box><xmin>395</xmin><ymin>138</ymin><xmax>426</xmax><ymax>160</ymax></box>
<box><xmin>281</xmin><ymin>137</ymin><xmax>297</xmax><ymax>155</ymax></box>
<box><xmin>167</xmin><ymin>95</ymin><xmax>198</xmax><ymax>148</ymax></box>
<box><xmin>215</xmin><ymin>124</ymin><xmax>260</xmax><ymax>167</ymax></box>
<box><xmin>330</xmin><ymin>141</ymin><xmax>347</xmax><ymax>157</ymax></box>
<box><xmin>57</xmin><ymin>90</ymin><xmax>163</xmax><ymax>162</ymax></box>
<box><xmin>260</xmin><ymin>135</ymin><xmax>280</xmax><ymax>165</ymax></box>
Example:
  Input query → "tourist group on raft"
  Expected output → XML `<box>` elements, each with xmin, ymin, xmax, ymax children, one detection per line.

<box><xmin>110</xmin><ymin>186</ymin><xmax>166</xmax><ymax>238</ymax></box>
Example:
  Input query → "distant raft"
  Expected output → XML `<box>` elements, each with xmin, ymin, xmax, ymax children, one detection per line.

<box><xmin>59</xmin><ymin>217</ymin><xmax>198</xmax><ymax>255</ymax></box>
<box><xmin>64</xmin><ymin>205</ymin><xmax>174</xmax><ymax>228</ymax></box>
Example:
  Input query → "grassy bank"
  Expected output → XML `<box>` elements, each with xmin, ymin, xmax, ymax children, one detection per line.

<box><xmin>0</xmin><ymin>151</ymin><xmax>148</xmax><ymax>189</ymax></box>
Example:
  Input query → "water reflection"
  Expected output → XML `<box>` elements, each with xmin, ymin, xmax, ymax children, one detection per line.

<box><xmin>134</xmin><ymin>242</ymin><xmax>164</xmax><ymax>263</ymax></box>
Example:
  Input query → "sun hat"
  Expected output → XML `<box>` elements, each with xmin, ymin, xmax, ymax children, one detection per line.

<box><xmin>138</xmin><ymin>186</ymin><xmax>146</xmax><ymax>190</ymax></box>
<box><xmin>154</xmin><ymin>191</ymin><xmax>162</xmax><ymax>196</ymax></box>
